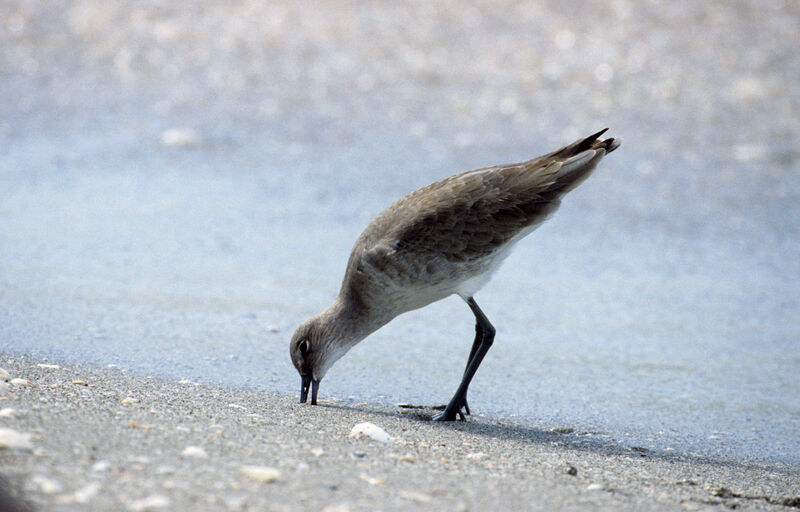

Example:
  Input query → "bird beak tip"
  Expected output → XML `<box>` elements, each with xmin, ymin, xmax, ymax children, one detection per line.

<box><xmin>300</xmin><ymin>374</ymin><xmax>311</xmax><ymax>403</ymax></box>
<box><xmin>300</xmin><ymin>374</ymin><xmax>320</xmax><ymax>405</ymax></box>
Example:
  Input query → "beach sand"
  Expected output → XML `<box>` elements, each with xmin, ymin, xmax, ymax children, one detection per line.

<box><xmin>1</xmin><ymin>356</ymin><xmax>797</xmax><ymax>511</ymax></box>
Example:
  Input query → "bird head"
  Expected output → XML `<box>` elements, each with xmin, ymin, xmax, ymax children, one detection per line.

<box><xmin>290</xmin><ymin>294</ymin><xmax>376</xmax><ymax>405</ymax></box>
<box><xmin>289</xmin><ymin>319</ymin><xmax>323</xmax><ymax>404</ymax></box>
<box><xmin>290</xmin><ymin>314</ymin><xmax>355</xmax><ymax>405</ymax></box>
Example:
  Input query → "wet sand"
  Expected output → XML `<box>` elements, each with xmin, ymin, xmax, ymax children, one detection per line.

<box><xmin>1</xmin><ymin>356</ymin><xmax>797</xmax><ymax>511</ymax></box>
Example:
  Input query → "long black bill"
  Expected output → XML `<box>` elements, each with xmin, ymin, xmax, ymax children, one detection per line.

<box><xmin>299</xmin><ymin>374</ymin><xmax>320</xmax><ymax>405</ymax></box>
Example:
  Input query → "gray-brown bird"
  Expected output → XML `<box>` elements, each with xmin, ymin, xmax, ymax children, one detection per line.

<box><xmin>290</xmin><ymin>129</ymin><xmax>620</xmax><ymax>421</ymax></box>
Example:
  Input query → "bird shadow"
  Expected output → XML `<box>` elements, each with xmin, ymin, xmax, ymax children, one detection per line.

<box><xmin>315</xmin><ymin>401</ymin><xmax>795</xmax><ymax>476</ymax></box>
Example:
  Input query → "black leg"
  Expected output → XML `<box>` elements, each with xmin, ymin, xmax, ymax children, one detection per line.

<box><xmin>459</xmin><ymin>320</ymin><xmax>484</xmax><ymax>416</ymax></box>
<box><xmin>433</xmin><ymin>297</ymin><xmax>495</xmax><ymax>422</ymax></box>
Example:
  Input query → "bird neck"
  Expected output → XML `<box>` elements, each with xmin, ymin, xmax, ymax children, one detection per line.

<box><xmin>317</xmin><ymin>292</ymin><xmax>378</xmax><ymax>351</ymax></box>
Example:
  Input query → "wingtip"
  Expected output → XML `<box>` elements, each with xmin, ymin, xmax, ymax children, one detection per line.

<box><xmin>575</xmin><ymin>128</ymin><xmax>610</xmax><ymax>153</ymax></box>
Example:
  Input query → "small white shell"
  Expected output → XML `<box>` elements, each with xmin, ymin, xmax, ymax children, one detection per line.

<box><xmin>348</xmin><ymin>422</ymin><xmax>393</xmax><ymax>444</ymax></box>
<box><xmin>73</xmin><ymin>482</ymin><xmax>102</xmax><ymax>504</ymax></box>
<box><xmin>181</xmin><ymin>446</ymin><xmax>208</xmax><ymax>458</ymax></box>
<box><xmin>240</xmin><ymin>466</ymin><xmax>280</xmax><ymax>483</ymax></box>
<box><xmin>129</xmin><ymin>494</ymin><xmax>171</xmax><ymax>511</ymax></box>
<box><xmin>0</xmin><ymin>428</ymin><xmax>33</xmax><ymax>450</ymax></box>
<box><xmin>29</xmin><ymin>475</ymin><xmax>63</xmax><ymax>494</ymax></box>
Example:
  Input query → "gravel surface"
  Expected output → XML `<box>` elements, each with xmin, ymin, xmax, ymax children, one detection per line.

<box><xmin>1</xmin><ymin>357</ymin><xmax>798</xmax><ymax>511</ymax></box>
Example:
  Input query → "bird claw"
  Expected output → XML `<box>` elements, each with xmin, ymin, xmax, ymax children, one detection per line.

<box><xmin>432</xmin><ymin>409</ymin><xmax>458</xmax><ymax>422</ymax></box>
<box><xmin>431</xmin><ymin>396</ymin><xmax>470</xmax><ymax>422</ymax></box>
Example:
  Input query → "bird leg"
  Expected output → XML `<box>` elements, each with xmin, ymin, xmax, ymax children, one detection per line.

<box><xmin>433</xmin><ymin>297</ymin><xmax>495</xmax><ymax>421</ymax></box>
<box><xmin>458</xmin><ymin>320</ymin><xmax>484</xmax><ymax>416</ymax></box>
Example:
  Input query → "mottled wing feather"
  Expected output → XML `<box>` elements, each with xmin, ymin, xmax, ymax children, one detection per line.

<box><xmin>382</xmin><ymin>161</ymin><xmax>561</xmax><ymax>262</ymax></box>
<box><xmin>346</xmin><ymin>130</ymin><xmax>617</xmax><ymax>280</ymax></box>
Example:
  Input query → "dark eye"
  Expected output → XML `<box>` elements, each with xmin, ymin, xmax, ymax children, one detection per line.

<box><xmin>299</xmin><ymin>339</ymin><xmax>311</xmax><ymax>356</ymax></box>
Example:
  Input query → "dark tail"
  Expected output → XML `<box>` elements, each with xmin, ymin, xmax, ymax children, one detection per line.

<box><xmin>551</xmin><ymin>128</ymin><xmax>620</xmax><ymax>161</ymax></box>
<box><xmin>572</xmin><ymin>128</ymin><xmax>620</xmax><ymax>155</ymax></box>
<box><xmin>542</xmin><ymin>128</ymin><xmax>620</xmax><ymax>196</ymax></box>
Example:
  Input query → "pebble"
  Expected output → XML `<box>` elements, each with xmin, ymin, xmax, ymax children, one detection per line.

<box><xmin>129</xmin><ymin>494</ymin><xmax>171</xmax><ymax>511</ymax></box>
<box><xmin>36</xmin><ymin>364</ymin><xmax>60</xmax><ymax>370</ymax></box>
<box><xmin>72</xmin><ymin>380</ymin><xmax>89</xmax><ymax>386</ymax></box>
<box><xmin>0</xmin><ymin>407</ymin><xmax>17</xmax><ymax>417</ymax></box>
<box><xmin>465</xmin><ymin>452</ymin><xmax>487</xmax><ymax>460</ymax></box>
<box><xmin>349</xmin><ymin>422</ymin><xmax>393</xmax><ymax>444</ymax></box>
<box><xmin>359</xmin><ymin>473</ymin><xmax>386</xmax><ymax>485</ymax></box>
<box><xmin>130</xmin><ymin>419</ymin><xmax>154</xmax><ymax>429</ymax></box>
<box><xmin>182</xmin><ymin>445</ymin><xmax>208</xmax><ymax>458</ymax></box>
<box><xmin>73</xmin><ymin>482</ymin><xmax>102</xmax><ymax>503</ymax></box>
<box><xmin>399</xmin><ymin>490</ymin><xmax>432</xmax><ymax>503</ymax></box>
<box><xmin>240</xmin><ymin>466</ymin><xmax>280</xmax><ymax>483</ymax></box>
<box><xmin>92</xmin><ymin>460</ymin><xmax>112</xmax><ymax>472</ymax></box>
<box><xmin>29</xmin><ymin>475</ymin><xmax>63</xmax><ymax>494</ymax></box>
<box><xmin>0</xmin><ymin>427</ymin><xmax>33</xmax><ymax>450</ymax></box>
<box><xmin>320</xmin><ymin>505</ymin><xmax>351</xmax><ymax>512</ymax></box>
<box><xmin>586</xmin><ymin>483</ymin><xmax>604</xmax><ymax>491</ymax></box>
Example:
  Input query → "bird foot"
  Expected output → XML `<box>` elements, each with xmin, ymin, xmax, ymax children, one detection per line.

<box><xmin>432</xmin><ymin>409</ymin><xmax>463</xmax><ymax>421</ymax></box>
<box><xmin>431</xmin><ymin>396</ymin><xmax>470</xmax><ymax>422</ymax></box>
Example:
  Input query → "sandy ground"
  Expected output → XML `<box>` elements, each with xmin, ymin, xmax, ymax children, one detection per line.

<box><xmin>0</xmin><ymin>356</ymin><xmax>797</xmax><ymax>512</ymax></box>
<box><xmin>2</xmin><ymin>0</ymin><xmax>799</xmax><ymax>463</ymax></box>
<box><xmin>2</xmin><ymin>1</ymin><xmax>799</xmax><ymax>510</ymax></box>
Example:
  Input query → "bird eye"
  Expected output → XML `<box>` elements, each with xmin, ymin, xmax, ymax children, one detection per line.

<box><xmin>299</xmin><ymin>339</ymin><xmax>311</xmax><ymax>356</ymax></box>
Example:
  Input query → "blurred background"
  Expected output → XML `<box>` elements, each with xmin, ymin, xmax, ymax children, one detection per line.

<box><xmin>1</xmin><ymin>1</ymin><xmax>798</xmax><ymax>465</ymax></box>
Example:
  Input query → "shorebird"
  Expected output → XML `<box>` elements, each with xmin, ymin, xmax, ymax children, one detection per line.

<box><xmin>290</xmin><ymin>129</ymin><xmax>620</xmax><ymax>421</ymax></box>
